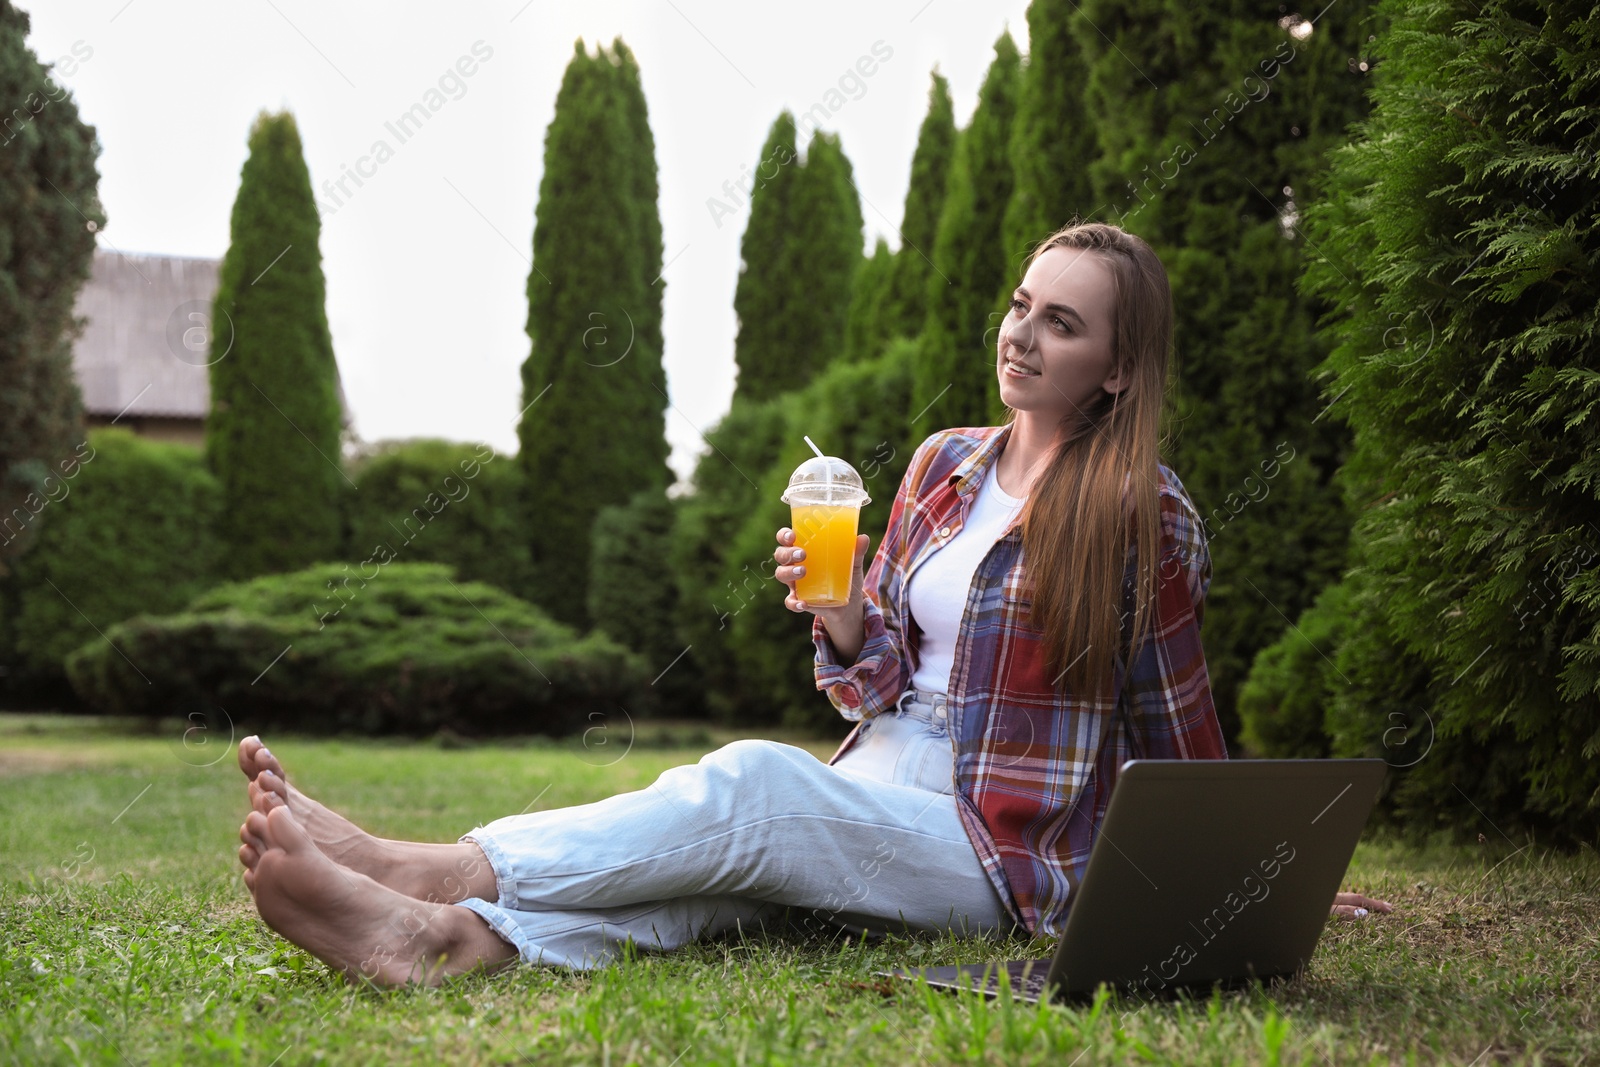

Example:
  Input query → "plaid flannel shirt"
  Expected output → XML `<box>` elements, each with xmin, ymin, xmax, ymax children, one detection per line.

<box><xmin>812</xmin><ymin>423</ymin><xmax>1228</xmax><ymax>936</ymax></box>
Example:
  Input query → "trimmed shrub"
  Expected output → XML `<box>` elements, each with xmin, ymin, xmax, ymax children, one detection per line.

<box><xmin>1320</xmin><ymin>558</ymin><xmax>1508</xmax><ymax>842</ymax></box>
<box><xmin>64</xmin><ymin>562</ymin><xmax>654</xmax><ymax>737</ymax></box>
<box><xmin>1244</xmin><ymin>536</ymin><xmax>1587</xmax><ymax>845</ymax></box>
<box><xmin>4</xmin><ymin>427</ymin><xmax>224</xmax><ymax>690</ymax></box>
<box><xmin>344</xmin><ymin>438</ymin><xmax>533</xmax><ymax>598</ymax></box>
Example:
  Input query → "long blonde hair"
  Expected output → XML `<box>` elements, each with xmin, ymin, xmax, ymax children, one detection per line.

<box><xmin>1007</xmin><ymin>220</ymin><xmax>1174</xmax><ymax>704</ymax></box>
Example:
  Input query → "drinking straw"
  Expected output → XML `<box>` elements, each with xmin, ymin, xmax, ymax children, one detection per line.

<box><xmin>803</xmin><ymin>436</ymin><xmax>830</xmax><ymax>503</ymax></box>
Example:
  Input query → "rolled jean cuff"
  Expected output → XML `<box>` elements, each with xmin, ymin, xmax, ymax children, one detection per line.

<box><xmin>459</xmin><ymin>828</ymin><xmax>517</xmax><ymax>911</ymax></box>
<box><xmin>450</xmin><ymin>896</ymin><xmax>548</xmax><ymax>967</ymax></box>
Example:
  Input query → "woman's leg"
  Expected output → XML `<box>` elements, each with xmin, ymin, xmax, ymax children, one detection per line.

<box><xmin>453</xmin><ymin>738</ymin><xmax>1014</xmax><ymax>968</ymax></box>
<box><xmin>449</xmin><ymin>892</ymin><xmax>786</xmax><ymax>970</ymax></box>
<box><xmin>237</xmin><ymin>791</ymin><xmax>787</xmax><ymax>979</ymax></box>
<box><xmin>238</xmin><ymin>736</ymin><xmax>1013</xmax><ymax>978</ymax></box>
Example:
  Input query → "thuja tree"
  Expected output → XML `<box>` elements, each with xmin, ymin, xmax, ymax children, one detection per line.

<box><xmin>730</xmin><ymin>115</ymin><xmax>863</xmax><ymax>402</ymax></box>
<box><xmin>206</xmin><ymin>110</ymin><xmax>344</xmax><ymax>579</ymax></box>
<box><xmin>882</xmin><ymin>71</ymin><xmax>956</xmax><ymax>343</ymax></box>
<box><xmin>791</xmin><ymin>129</ymin><xmax>864</xmax><ymax>366</ymax></box>
<box><xmin>1002</xmin><ymin>0</ymin><xmax>1097</xmax><ymax>264</ymax></box>
<box><xmin>1070</xmin><ymin>1</ymin><xmax>1381</xmax><ymax>745</ymax></box>
<box><xmin>0</xmin><ymin>1</ymin><xmax>102</xmax><ymax>569</ymax></box>
<box><xmin>517</xmin><ymin>39</ymin><xmax>671</xmax><ymax>627</ymax></box>
<box><xmin>843</xmin><ymin>73</ymin><xmax>957</xmax><ymax>368</ymax></box>
<box><xmin>909</xmin><ymin>31</ymin><xmax>1021</xmax><ymax>445</ymax></box>
<box><xmin>729</xmin><ymin>113</ymin><xmax>804</xmax><ymax>404</ymax></box>
<box><xmin>1288</xmin><ymin>0</ymin><xmax>1599</xmax><ymax>840</ymax></box>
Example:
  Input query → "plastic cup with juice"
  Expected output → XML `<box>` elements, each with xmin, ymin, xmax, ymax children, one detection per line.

<box><xmin>781</xmin><ymin>440</ymin><xmax>871</xmax><ymax>609</ymax></box>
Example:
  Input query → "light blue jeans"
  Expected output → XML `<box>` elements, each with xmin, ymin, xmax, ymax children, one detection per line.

<box><xmin>452</xmin><ymin>688</ymin><xmax>1014</xmax><ymax>969</ymax></box>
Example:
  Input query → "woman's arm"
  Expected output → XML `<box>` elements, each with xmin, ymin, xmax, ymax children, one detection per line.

<box><xmin>817</xmin><ymin>582</ymin><xmax>867</xmax><ymax>664</ymax></box>
<box><xmin>805</xmin><ymin>434</ymin><xmax>942</xmax><ymax>721</ymax></box>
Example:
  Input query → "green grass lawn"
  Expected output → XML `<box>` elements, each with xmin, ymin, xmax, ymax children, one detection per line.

<box><xmin>1</xmin><ymin>713</ymin><xmax>1595</xmax><ymax>1066</ymax></box>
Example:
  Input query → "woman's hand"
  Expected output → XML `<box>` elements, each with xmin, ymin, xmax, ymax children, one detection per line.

<box><xmin>1329</xmin><ymin>890</ymin><xmax>1394</xmax><ymax>920</ymax></box>
<box><xmin>772</xmin><ymin>526</ymin><xmax>871</xmax><ymax>620</ymax></box>
<box><xmin>775</xmin><ymin>526</ymin><xmax>872</xmax><ymax>664</ymax></box>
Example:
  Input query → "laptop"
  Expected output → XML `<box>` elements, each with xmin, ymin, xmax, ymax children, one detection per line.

<box><xmin>883</xmin><ymin>757</ymin><xmax>1388</xmax><ymax>1003</ymax></box>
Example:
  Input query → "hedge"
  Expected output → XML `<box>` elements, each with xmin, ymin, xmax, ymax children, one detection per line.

<box><xmin>64</xmin><ymin>561</ymin><xmax>654</xmax><ymax>737</ymax></box>
<box><xmin>2</xmin><ymin>427</ymin><xmax>224</xmax><ymax>691</ymax></box>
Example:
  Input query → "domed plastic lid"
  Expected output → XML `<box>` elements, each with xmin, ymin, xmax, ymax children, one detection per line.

<box><xmin>781</xmin><ymin>456</ymin><xmax>871</xmax><ymax>507</ymax></box>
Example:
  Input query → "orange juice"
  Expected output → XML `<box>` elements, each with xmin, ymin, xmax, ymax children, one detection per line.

<box><xmin>791</xmin><ymin>503</ymin><xmax>861</xmax><ymax>607</ymax></box>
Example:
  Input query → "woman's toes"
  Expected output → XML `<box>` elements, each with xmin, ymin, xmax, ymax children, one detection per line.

<box><xmin>258</xmin><ymin>770</ymin><xmax>291</xmax><ymax>807</ymax></box>
<box><xmin>262</xmin><ymin>802</ymin><xmax>315</xmax><ymax>854</ymax></box>
<box><xmin>256</xmin><ymin>746</ymin><xmax>287</xmax><ymax>782</ymax></box>
<box><xmin>240</xmin><ymin>842</ymin><xmax>260</xmax><ymax>869</ymax></box>
<box><xmin>245</xmin><ymin>809</ymin><xmax>273</xmax><ymax>849</ymax></box>
<box><xmin>238</xmin><ymin>736</ymin><xmax>288</xmax><ymax>784</ymax></box>
<box><xmin>249</xmin><ymin>777</ymin><xmax>286</xmax><ymax>816</ymax></box>
<box><xmin>238</xmin><ymin>735</ymin><xmax>262</xmax><ymax>779</ymax></box>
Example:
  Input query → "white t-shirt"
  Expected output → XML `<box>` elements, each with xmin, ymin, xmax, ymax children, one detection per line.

<box><xmin>906</xmin><ymin>459</ymin><xmax>1027</xmax><ymax>695</ymax></box>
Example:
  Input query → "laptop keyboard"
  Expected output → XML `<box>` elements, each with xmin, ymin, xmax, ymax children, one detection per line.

<box><xmin>965</xmin><ymin>961</ymin><xmax>1052</xmax><ymax>998</ymax></box>
<box><xmin>1004</xmin><ymin>963</ymin><xmax>1053</xmax><ymax>999</ymax></box>
<box><xmin>878</xmin><ymin>961</ymin><xmax>1057</xmax><ymax>1000</ymax></box>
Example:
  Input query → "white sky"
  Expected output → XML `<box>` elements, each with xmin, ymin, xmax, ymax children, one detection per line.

<box><xmin>23</xmin><ymin>0</ymin><xmax>1031</xmax><ymax>489</ymax></box>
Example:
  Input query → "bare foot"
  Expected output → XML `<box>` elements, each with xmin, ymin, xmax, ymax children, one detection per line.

<box><xmin>239</xmin><ymin>736</ymin><xmax>373</xmax><ymax>862</ymax></box>
<box><xmin>238</xmin><ymin>735</ymin><xmax>496</xmax><ymax>905</ymax></box>
<box><xmin>241</xmin><ymin>804</ymin><xmax>517</xmax><ymax>987</ymax></box>
<box><xmin>238</xmin><ymin>797</ymin><xmax>275</xmax><ymax>896</ymax></box>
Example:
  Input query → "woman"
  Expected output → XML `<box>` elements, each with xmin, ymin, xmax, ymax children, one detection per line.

<box><xmin>236</xmin><ymin>221</ymin><xmax>1391</xmax><ymax>987</ymax></box>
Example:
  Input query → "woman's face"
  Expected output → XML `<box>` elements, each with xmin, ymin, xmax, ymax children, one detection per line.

<box><xmin>996</xmin><ymin>245</ymin><xmax>1124</xmax><ymax>426</ymax></box>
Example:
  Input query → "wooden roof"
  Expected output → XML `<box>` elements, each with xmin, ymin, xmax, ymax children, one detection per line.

<box><xmin>70</xmin><ymin>249</ymin><xmax>351</xmax><ymax>426</ymax></box>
